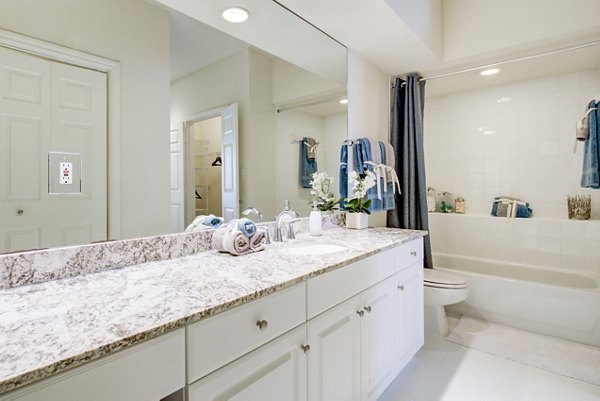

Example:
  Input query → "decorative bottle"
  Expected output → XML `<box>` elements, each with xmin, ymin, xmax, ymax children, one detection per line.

<box><xmin>309</xmin><ymin>202</ymin><xmax>322</xmax><ymax>236</ymax></box>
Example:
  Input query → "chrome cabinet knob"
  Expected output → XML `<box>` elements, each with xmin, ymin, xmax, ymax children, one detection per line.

<box><xmin>256</xmin><ymin>320</ymin><xmax>269</xmax><ymax>331</ymax></box>
<box><xmin>17</xmin><ymin>209</ymin><xmax>24</xmax><ymax>215</ymax></box>
<box><xmin>301</xmin><ymin>345</ymin><xmax>311</xmax><ymax>354</ymax></box>
<box><xmin>356</xmin><ymin>310</ymin><xmax>365</xmax><ymax>318</ymax></box>
<box><xmin>410</xmin><ymin>251</ymin><xmax>417</xmax><ymax>256</ymax></box>
<box><xmin>363</xmin><ymin>306</ymin><xmax>372</xmax><ymax>313</ymax></box>
<box><xmin>398</xmin><ymin>285</ymin><xmax>405</xmax><ymax>291</ymax></box>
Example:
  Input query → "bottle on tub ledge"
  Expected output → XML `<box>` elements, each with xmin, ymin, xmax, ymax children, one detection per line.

<box><xmin>438</xmin><ymin>191</ymin><xmax>454</xmax><ymax>213</ymax></box>
<box><xmin>454</xmin><ymin>196</ymin><xmax>466</xmax><ymax>214</ymax></box>
<box><xmin>427</xmin><ymin>187</ymin><xmax>437</xmax><ymax>212</ymax></box>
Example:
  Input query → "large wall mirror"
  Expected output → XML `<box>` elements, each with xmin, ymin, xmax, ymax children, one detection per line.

<box><xmin>0</xmin><ymin>0</ymin><xmax>347</xmax><ymax>254</ymax></box>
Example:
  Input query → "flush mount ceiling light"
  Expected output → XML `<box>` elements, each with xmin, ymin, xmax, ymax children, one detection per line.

<box><xmin>339</xmin><ymin>98</ymin><xmax>348</xmax><ymax>104</ymax></box>
<box><xmin>480</xmin><ymin>68</ymin><xmax>500</xmax><ymax>76</ymax></box>
<box><xmin>222</xmin><ymin>6</ymin><xmax>250</xmax><ymax>23</ymax></box>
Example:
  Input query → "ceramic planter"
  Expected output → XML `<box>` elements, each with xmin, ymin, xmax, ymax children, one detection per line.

<box><xmin>345</xmin><ymin>212</ymin><xmax>368</xmax><ymax>229</ymax></box>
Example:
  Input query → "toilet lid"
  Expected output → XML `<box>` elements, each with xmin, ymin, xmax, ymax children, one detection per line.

<box><xmin>424</xmin><ymin>269</ymin><xmax>468</xmax><ymax>289</ymax></box>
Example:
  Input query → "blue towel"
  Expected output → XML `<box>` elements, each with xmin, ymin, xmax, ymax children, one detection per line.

<box><xmin>339</xmin><ymin>140</ymin><xmax>349</xmax><ymax>209</ymax></box>
<box><xmin>202</xmin><ymin>214</ymin><xmax>224</xmax><ymax>228</ymax></box>
<box><xmin>237</xmin><ymin>218</ymin><xmax>257</xmax><ymax>238</ymax></box>
<box><xmin>353</xmin><ymin>138</ymin><xmax>383</xmax><ymax>212</ymax></box>
<box><xmin>300</xmin><ymin>137</ymin><xmax>317</xmax><ymax>188</ymax></box>
<box><xmin>379</xmin><ymin>141</ymin><xmax>395</xmax><ymax>210</ymax></box>
<box><xmin>581</xmin><ymin>100</ymin><xmax>600</xmax><ymax>189</ymax></box>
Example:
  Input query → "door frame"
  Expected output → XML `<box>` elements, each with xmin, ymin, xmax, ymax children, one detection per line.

<box><xmin>0</xmin><ymin>28</ymin><xmax>121</xmax><ymax>239</ymax></box>
<box><xmin>179</xmin><ymin>106</ymin><xmax>226</xmax><ymax>227</ymax></box>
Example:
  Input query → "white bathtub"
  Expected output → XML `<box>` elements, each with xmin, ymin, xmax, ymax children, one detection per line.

<box><xmin>433</xmin><ymin>253</ymin><xmax>600</xmax><ymax>347</ymax></box>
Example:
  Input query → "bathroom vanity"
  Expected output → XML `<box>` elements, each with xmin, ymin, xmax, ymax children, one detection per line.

<box><xmin>0</xmin><ymin>227</ymin><xmax>425</xmax><ymax>401</ymax></box>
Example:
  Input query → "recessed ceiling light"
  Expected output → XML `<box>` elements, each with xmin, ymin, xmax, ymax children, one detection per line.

<box><xmin>497</xmin><ymin>97</ymin><xmax>511</xmax><ymax>103</ymax></box>
<box><xmin>480</xmin><ymin>68</ymin><xmax>500</xmax><ymax>76</ymax></box>
<box><xmin>222</xmin><ymin>6</ymin><xmax>250</xmax><ymax>23</ymax></box>
<box><xmin>339</xmin><ymin>98</ymin><xmax>348</xmax><ymax>104</ymax></box>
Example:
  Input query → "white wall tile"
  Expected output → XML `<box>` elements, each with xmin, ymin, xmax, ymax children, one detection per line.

<box><xmin>424</xmin><ymin>69</ymin><xmax>599</xmax><ymax>273</ymax></box>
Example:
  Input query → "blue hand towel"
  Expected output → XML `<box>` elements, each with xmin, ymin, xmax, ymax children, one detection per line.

<box><xmin>581</xmin><ymin>100</ymin><xmax>600</xmax><ymax>189</ymax></box>
<box><xmin>353</xmin><ymin>138</ymin><xmax>383</xmax><ymax>212</ymax></box>
<box><xmin>202</xmin><ymin>214</ymin><xmax>224</xmax><ymax>228</ymax></box>
<box><xmin>237</xmin><ymin>218</ymin><xmax>257</xmax><ymax>238</ymax></box>
<box><xmin>300</xmin><ymin>136</ymin><xmax>318</xmax><ymax>188</ymax></box>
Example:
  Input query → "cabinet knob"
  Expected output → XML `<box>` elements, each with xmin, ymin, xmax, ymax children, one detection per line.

<box><xmin>301</xmin><ymin>344</ymin><xmax>311</xmax><ymax>354</ymax></box>
<box><xmin>17</xmin><ymin>208</ymin><xmax>24</xmax><ymax>215</ymax></box>
<box><xmin>256</xmin><ymin>320</ymin><xmax>269</xmax><ymax>331</ymax></box>
<box><xmin>363</xmin><ymin>306</ymin><xmax>372</xmax><ymax>313</ymax></box>
<box><xmin>356</xmin><ymin>310</ymin><xmax>365</xmax><ymax>318</ymax></box>
<box><xmin>398</xmin><ymin>285</ymin><xmax>405</xmax><ymax>291</ymax></box>
<box><xmin>410</xmin><ymin>251</ymin><xmax>417</xmax><ymax>256</ymax></box>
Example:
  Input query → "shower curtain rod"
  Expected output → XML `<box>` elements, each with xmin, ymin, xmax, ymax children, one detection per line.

<box><xmin>276</xmin><ymin>94</ymin><xmax>347</xmax><ymax>113</ymax></box>
<box><xmin>393</xmin><ymin>40</ymin><xmax>600</xmax><ymax>87</ymax></box>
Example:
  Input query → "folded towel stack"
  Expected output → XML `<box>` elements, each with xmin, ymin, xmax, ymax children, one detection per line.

<box><xmin>211</xmin><ymin>218</ymin><xmax>267</xmax><ymax>256</ymax></box>
<box><xmin>185</xmin><ymin>214</ymin><xmax>224</xmax><ymax>232</ymax></box>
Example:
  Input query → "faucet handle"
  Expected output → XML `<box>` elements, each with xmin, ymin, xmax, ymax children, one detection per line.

<box><xmin>288</xmin><ymin>219</ymin><xmax>302</xmax><ymax>240</ymax></box>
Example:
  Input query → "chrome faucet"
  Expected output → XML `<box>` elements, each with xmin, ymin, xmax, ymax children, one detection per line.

<box><xmin>274</xmin><ymin>200</ymin><xmax>300</xmax><ymax>242</ymax></box>
<box><xmin>242</xmin><ymin>206</ymin><xmax>263</xmax><ymax>222</ymax></box>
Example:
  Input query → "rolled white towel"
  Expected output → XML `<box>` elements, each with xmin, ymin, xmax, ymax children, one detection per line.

<box><xmin>250</xmin><ymin>228</ymin><xmax>267</xmax><ymax>252</ymax></box>
<box><xmin>223</xmin><ymin>228</ymin><xmax>252</xmax><ymax>255</ymax></box>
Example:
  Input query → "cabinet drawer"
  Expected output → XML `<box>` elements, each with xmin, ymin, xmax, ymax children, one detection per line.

<box><xmin>2</xmin><ymin>329</ymin><xmax>185</xmax><ymax>401</ymax></box>
<box><xmin>395</xmin><ymin>237</ymin><xmax>423</xmax><ymax>271</ymax></box>
<box><xmin>307</xmin><ymin>249</ymin><xmax>395</xmax><ymax>319</ymax></box>
<box><xmin>187</xmin><ymin>284</ymin><xmax>306</xmax><ymax>384</ymax></box>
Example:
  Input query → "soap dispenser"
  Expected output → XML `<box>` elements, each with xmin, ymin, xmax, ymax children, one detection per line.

<box><xmin>309</xmin><ymin>202</ymin><xmax>322</xmax><ymax>236</ymax></box>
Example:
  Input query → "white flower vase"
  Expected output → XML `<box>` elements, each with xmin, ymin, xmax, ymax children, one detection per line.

<box><xmin>345</xmin><ymin>212</ymin><xmax>368</xmax><ymax>229</ymax></box>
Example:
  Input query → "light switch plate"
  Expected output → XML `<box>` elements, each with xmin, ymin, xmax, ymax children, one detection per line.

<box><xmin>48</xmin><ymin>152</ymin><xmax>82</xmax><ymax>194</ymax></box>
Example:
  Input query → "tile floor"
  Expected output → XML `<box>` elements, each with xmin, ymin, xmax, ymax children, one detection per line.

<box><xmin>379</xmin><ymin>320</ymin><xmax>600</xmax><ymax>401</ymax></box>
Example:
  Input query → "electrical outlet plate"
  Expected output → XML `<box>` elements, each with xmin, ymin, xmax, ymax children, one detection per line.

<box><xmin>48</xmin><ymin>152</ymin><xmax>82</xmax><ymax>194</ymax></box>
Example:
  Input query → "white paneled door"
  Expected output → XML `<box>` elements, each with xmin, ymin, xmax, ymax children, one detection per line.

<box><xmin>0</xmin><ymin>46</ymin><xmax>107</xmax><ymax>253</ymax></box>
<box><xmin>169</xmin><ymin>122</ymin><xmax>185</xmax><ymax>233</ymax></box>
<box><xmin>220</xmin><ymin>103</ymin><xmax>239</xmax><ymax>222</ymax></box>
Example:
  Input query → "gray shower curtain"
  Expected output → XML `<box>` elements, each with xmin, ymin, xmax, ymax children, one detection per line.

<box><xmin>387</xmin><ymin>74</ymin><xmax>433</xmax><ymax>269</ymax></box>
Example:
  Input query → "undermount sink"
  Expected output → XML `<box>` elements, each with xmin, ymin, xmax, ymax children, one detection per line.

<box><xmin>284</xmin><ymin>243</ymin><xmax>347</xmax><ymax>256</ymax></box>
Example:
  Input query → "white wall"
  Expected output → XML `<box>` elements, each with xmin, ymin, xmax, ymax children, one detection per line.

<box><xmin>171</xmin><ymin>49</ymin><xmax>279</xmax><ymax>219</ymax></box>
<box><xmin>347</xmin><ymin>50</ymin><xmax>390</xmax><ymax>226</ymax></box>
<box><xmin>443</xmin><ymin>0</ymin><xmax>600</xmax><ymax>60</ymax></box>
<box><xmin>275</xmin><ymin>111</ymin><xmax>324</xmax><ymax>216</ymax></box>
<box><xmin>0</xmin><ymin>0</ymin><xmax>171</xmax><ymax>239</ymax></box>
<box><xmin>384</xmin><ymin>0</ymin><xmax>442</xmax><ymax>57</ymax></box>
<box><xmin>272</xmin><ymin>58</ymin><xmax>344</xmax><ymax>106</ymax></box>
<box><xmin>425</xmin><ymin>70</ymin><xmax>600</xmax><ymax>273</ymax></box>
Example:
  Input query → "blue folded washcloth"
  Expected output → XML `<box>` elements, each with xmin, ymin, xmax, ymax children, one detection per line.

<box><xmin>237</xmin><ymin>218</ymin><xmax>257</xmax><ymax>238</ymax></box>
<box><xmin>202</xmin><ymin>214</ymin><xmax>224</xmax><ymax>228</ymax></box>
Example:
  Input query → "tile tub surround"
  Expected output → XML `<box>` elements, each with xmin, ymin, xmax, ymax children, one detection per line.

<box><xmin>428</xmin><ymin>213</ymin><xmax>600</xmax><ymax>274</ymax></box>
<box><xmin>0</xmin><ymin>230</ymin><xmax>215</xmax><ymax>290</ymax></box>
<box><xmin>0</xmin><ymin>227</ymin><xmax>426</xmax><ymax>394</ymax></box>
<box><xmin>424</xmin><ymin>70</ymin><xmax>599</xmax><ymax>219</ymax></box>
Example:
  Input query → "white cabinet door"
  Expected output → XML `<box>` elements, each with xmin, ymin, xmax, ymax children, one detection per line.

<box><xmin>394</xmin><ymin>261</ymin><xmax>424</xmax><ymax>375</ymax></box>
<box><xmin>188</xmin><ymin>325</ymin><xmax>307</xmax><ymax>401</ymax></box>
<box><xmin>360</xmin><ymin>277</ymin><xmax>397</xmax><ymax>401</ymax></box>
<box><xmin>307</xmin><ymin>296</ymin><xmax>362</xmax><ymax>401</ymax></box>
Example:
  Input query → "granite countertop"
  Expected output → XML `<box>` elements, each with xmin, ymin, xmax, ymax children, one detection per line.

<box><xmin>0</xmin><ymin>227</ymin><xmax>426</xmax><ymax>395</ymax></box>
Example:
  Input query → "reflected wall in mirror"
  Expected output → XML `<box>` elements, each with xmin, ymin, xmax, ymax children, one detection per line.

<box><xmin>0</xmin><ymin>0</ymin><xmax>348</xmax><ymax>254</ymax></box>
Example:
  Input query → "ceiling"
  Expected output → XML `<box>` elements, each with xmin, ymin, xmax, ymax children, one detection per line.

<box><xmin>276</xmin><ymin>0</ymin><xmax>600</xmax><ymax>95</ymax></box>
<box><xmin>170</xmin><ymin>10</ymin><xmax>247</xmax><ymax>81</ymax></box>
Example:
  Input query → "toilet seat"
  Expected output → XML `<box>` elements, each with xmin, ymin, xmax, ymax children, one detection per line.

<box><xmin>424</xmin><ymin>269</ymin><xmax>468</xmax><ymax>289</ymax></box>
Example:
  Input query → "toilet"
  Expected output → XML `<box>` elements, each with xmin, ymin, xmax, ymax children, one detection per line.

<box><xmin>423</xmin><ymin>268</ymin><xmax>469</xmax><ymax>336</ymax></box>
